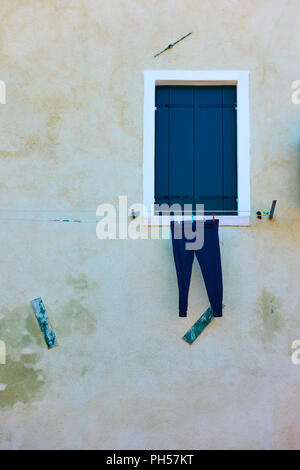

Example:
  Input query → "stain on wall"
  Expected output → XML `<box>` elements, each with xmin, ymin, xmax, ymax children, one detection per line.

<box><xmin>58</xmin><ymin>274</ymin><xmax>99</xmax><ymax>336</ymax></box>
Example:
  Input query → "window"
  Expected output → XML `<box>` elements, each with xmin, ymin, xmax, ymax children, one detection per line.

<box><xmin>143</xmin><ymin>71</ymin><xmax>250</xmax><ymax>226</ymax></box>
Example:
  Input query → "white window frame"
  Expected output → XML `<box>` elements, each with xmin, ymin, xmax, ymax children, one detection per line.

<box><xmin>142</xmin><ymin>70</ymin><xmax>250</xmax><ymax>226</ymax></box>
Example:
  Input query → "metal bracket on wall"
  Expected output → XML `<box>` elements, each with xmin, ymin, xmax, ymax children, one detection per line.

<box><xmin>31</xmin><ymin>298</ymin><xmax>58</xmax><ymax>350</ymax></box>
<box><xmin>154</xmin><ymin>32</ymin><xmax>192</xmax><ymax>58</ymax></box>
<box><xmin>130</xmin><ymin>209</ymin><xmax>138</xmax><ymax>219</ymax></box>
<box><xmin>182</xmin><ymin>307</ymin><xmax>214</xmax><ymax>345</ymax></box>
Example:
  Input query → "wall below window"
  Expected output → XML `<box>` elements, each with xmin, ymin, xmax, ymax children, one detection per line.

<box><xmin>0</xmin><ymin>0</ymin><xmax>299</xmax><ymax>450</ymax></box>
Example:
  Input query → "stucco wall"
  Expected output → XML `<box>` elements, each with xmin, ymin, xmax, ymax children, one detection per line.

<box><xmin>0</xmin><ymin>0</ymin><xmax>299</xmax><ymax>450</ymax></box>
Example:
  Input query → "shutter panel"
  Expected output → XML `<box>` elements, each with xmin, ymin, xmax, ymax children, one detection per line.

<box><xmin>155</xmin><ymin>87</ymin><xmax>169</xmax><ymax>206</ymax></box>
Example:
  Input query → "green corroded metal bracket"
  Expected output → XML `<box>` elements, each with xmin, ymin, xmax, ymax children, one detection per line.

<box><xmin>31</xmin><ymin>297</ymin><xmax>58</xmax><ymax>349</ymax></box>
<box><xmin>182</xmin><ymin>307</ymin><xmax>214</xmax><ymax>345</ymax></box>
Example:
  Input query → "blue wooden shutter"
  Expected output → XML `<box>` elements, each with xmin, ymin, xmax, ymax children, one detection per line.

<box><xmin>155</xmin><ymin>85</ymin><xmax>237</xmax><ymax>215</ymax></box>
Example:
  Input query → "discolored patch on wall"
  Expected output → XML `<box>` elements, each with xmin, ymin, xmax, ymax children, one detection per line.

<box><xmin>0</xmin><ymin>305</ymin><xmax>46</xmax><ymax>409</ymax></box>
<box><xmin>251</xmin><ymin>289</ymin><xmax>284</xmax><ymax>345</ymax></box>
<box><xmin>58</xmin><ymin>274</ymin><xmax>100</xmax><ymax>336</ymax></box>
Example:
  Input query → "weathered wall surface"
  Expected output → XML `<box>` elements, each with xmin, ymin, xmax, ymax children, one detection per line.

<box><xmin>0</xmin><ymin>0</ymin><xmax>299</xmax><ymax>449</ymax></box>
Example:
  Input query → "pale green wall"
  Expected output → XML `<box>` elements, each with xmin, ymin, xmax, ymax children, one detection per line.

<box><xmin>0</xmin><ymin>0</ymin><xmax>300</xmax><ymax>450</ymax></box>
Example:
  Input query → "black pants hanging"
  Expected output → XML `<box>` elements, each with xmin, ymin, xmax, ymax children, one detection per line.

<box><xmin>170</xmin><ymin>220</ymin><xmax>223</xmax><ymax>317</ymax></box>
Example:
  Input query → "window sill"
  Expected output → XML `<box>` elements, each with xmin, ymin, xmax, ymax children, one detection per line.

<box><xmin>143</xmin><ymin>216</ymin><xmax>250</xmax><ymax>227</ymax></box>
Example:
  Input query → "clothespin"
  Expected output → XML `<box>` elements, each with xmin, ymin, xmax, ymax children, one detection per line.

<box><xmin>213</xmin><ymin>213</ymin><xmax>215</xmax><ymax>222</ymax></box>
<box><xmin>192</xmin><ymin>214</ymin><xmax>194</xmax><ymax>223</ymax></box>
